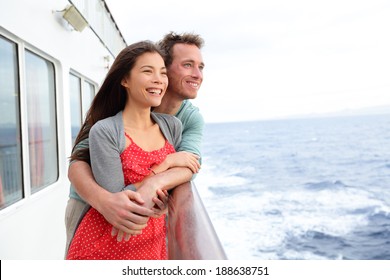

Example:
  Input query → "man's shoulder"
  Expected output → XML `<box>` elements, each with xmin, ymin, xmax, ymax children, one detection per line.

<box><xmin>177</xmin><ymin>100</ymin><xmax>204</xmax><ymax>128</ymax></box>
<box><xmin>182</xmin><ymin>100</ymin><xmax>200</xmax><ymax>112</ymax></box>
<box><xmin>177</xmin><ymin>100</ymin><xmax>202</xmax><ymax>118</ymax></box>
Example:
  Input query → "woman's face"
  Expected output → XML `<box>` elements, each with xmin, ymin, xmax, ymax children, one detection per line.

<box><xmin>121</xmin><ymin>52</ymin><xmax>168</xmax><ymax>108</ymax></box>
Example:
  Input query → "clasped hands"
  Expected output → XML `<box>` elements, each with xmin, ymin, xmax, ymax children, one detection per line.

<box><xmin>104</xmin><ymin>186</ymin><xmax>169</xmax><ymax>242</ymax></box>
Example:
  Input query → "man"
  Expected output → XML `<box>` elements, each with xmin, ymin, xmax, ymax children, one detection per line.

<box><xmin>65</xmin><ymin>32</ymin><xmax>205</xmax><ymax>253</ymax></box>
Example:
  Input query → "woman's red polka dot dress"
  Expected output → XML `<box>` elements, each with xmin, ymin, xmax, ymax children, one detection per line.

<box><xmin>67</xmin><ymin>134</ymin><xmax>175</xmax><ymax>260</ymax></box>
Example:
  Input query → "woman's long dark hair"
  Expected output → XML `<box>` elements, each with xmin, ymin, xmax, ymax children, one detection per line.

<box><xmin>70</xmin><ymin>41</ymin><xmax>164</xmax><ymax>163</ymax></box>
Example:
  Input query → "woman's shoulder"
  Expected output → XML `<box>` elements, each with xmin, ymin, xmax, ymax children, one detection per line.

<box><xmin>90</xmin><ymin>111</ymin><xmax>123</xmax><ymax>137</ymax></box>
<box><xmin>94</xmin><ymin>111</ymin><xmax>122</xmax><ymax>127</ymax></box>
<box><xmin>152</xmin><ymin>112</ymin><xmax>181</xmax><ymax>127</ymax></box>
<box><xmin>89</xmin><ymin>111</ymin><xmax>125</xmax><ymax>151</ymax></box>
<box><xmin>152</xmin><ymin>112</ymin><xmax>182</xmax><ymax>149</ymax></box>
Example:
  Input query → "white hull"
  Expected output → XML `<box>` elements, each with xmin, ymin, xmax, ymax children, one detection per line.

<box><xmin>0</xmin><ymin>0</ymin><xmax>125</xmax><ymax>259</ymax></box>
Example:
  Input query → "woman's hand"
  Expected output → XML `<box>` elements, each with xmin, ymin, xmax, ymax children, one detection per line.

<box><xmin>160</xmin><ymin>151</ymin><xmax>201</xmax><ymax>174</ymax></box>
<box><xmin>151</xmin><ymin>189</ymin><xmax>169</xmax><ymax>218</ymax></box>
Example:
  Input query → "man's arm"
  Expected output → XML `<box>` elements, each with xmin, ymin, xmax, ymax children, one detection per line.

<box><xmin>177</xmin><ymin>105</ymin><xmax>204</xmax><ymax>158</ymax></box>
<box><xmin>136</xmin><ymin>166</ymin><xmax>194</xmax><ymax>203</ymax></box>
<box><xmin>68</xmin><ymin>160</ymin><xmax>153</xmax><ymax>235</ymax></box>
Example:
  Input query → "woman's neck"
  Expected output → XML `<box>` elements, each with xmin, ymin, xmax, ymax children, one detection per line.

<box><xmin>122</xmin><ymin>105</ymin><xmax>154</xmax><ymax>130</ymax></box>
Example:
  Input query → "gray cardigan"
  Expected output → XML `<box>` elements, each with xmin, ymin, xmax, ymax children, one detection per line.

<box><xmin>89</xmin><ymin>111</ymin><xmax>182</xmax><ymax>194</ymax></box>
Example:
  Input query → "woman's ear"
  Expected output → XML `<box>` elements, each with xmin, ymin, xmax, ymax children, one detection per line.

<box><xmin>121</xmin><ymin>77</ymin><xmax>128</xmax><ymax>88</ymax></box>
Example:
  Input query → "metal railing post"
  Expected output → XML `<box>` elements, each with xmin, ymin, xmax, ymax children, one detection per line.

<box><xmin>168</xmin><ymin>181</ymin><xmax>227</xmax><ymax>260</ymax></box>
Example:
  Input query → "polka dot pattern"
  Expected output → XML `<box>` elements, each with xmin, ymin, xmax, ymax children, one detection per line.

<box><xmin>67</xmin><ymin>134</ymin><xmax>175</xmax><ymax>260</ymax></box>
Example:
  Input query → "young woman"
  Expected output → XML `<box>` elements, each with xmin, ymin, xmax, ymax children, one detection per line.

<box><xmin>66</xmin><ymin>41</ymin><xmax>199</xmax><ymax>260</ymax></box>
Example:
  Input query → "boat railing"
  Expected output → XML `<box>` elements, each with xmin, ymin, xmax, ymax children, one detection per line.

<box><xmin>168</xmin><ymin>181</ymin><xmax>227</xmax><ymax>260</ymax></box>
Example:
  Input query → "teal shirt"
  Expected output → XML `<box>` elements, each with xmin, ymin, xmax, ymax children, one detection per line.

<box><xmin>175</xmin><ymin>100</ymin><xmax>204</xmax><ymax>157</ymax></box>
<box><xmin>69</xmin><ymin>100</ymin><xmax>204</xmax><ymax>201</ymax></box>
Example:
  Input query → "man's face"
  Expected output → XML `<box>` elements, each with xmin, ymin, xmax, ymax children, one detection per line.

<box><xmin>167</xmin><ymin>43</ymin><xmax>204</xmax><ymax>100</ymax></box>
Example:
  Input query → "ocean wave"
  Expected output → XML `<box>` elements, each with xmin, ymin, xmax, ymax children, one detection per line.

<box><xmin>303</xmin><ymin>180</ymin><xmax>347</xmax><ymax>190</ymax></box>
<box><xmin>202</xmin><ymin>183</ymin><xmax>389</xmax><ymax>259</ymax></box>
<box><xmin>199</xmin><ymin>114</ymin><xmax>390</xmax><ymax>259</ymax></box>
<box><xmin>283</xmin><ymin>230</ymin><xmax>350</xmax><ymax>259</ymax></box>
<box><xmin>208</xmin><ymin>185</ymin><xmax>263</xmax><ymax>197</ymax></box>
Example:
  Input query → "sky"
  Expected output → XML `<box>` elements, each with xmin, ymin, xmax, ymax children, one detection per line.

<box><xmin>105</xmin><ymin>0</ymin><xmax>390</xmax><ymax>123</ymax></box>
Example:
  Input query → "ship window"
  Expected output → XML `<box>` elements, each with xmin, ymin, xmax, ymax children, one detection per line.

<box><xmin>0</xmin><ymin>36</ymin><xmax>23</xmax><ymax>209</ymax></box>
<box><xmin>25</xmin><ymin>50</ymin><xmax>58</xmax><ymax>193</ymax></box>
<box><xmin>69</xmin><ymin>73</ymin><xmax>96</xmax><ymax>144</ymax></box>
<box><xmin>82</xmin><ymin>80</ymin><xmax>95</xmax><ymax>121</ymax></box>
<box><xmin>69</xmin><ymin>74</ymin><xmax>82</xmax><ymax>144</ymax></box>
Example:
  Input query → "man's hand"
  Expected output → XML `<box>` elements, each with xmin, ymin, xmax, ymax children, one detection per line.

<box><xmin>95</xmin><ymin>190</ymin><xmax>155</xmax><ymax>241</ymax></box>
<box><xmin>113</xmin><ymin>188</ymin><xmax>169</xmax><ymax>241</ymax></box>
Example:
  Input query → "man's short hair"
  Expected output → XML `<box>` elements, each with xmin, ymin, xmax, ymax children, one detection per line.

<box><xmin>158</xmin><ymin>32</ymin><xmax>204</xmax><ymax>66</ymax></box>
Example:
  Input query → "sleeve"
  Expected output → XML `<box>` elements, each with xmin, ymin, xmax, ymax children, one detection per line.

<box><xmin>69</xmin><ymin>138</ymin><xmax>89</xmax><ymax>166</ymax></box>
<box><xmin>177</xmin><ymin>110</ymin><xmax>205</xmax><ymax>158</ymax></box>
<box><xmin>153</xmin><ymin>113</ymin><xmax>183</xmax><ymax>151</ymax></box>
<box><xmin>171</xmin><ymin>116</ymin><xmax>183</xmax><ymax>151</ymax></box>
<box><xmin>89</xmin><ymin>121</ymin><xmax>125</xmax><ymax>193</ymax></box>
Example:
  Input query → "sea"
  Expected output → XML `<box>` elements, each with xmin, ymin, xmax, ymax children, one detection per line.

<box><xmin>195</xmin><ymin>113</ymin><xmax>390</xmax><ymax>260</ymax></box>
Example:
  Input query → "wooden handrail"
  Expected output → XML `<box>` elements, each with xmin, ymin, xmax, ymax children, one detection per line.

<box><xmin>168</xmin><ymin>181</ymin><xmax>227</xmax><ymax>260</ymax></box>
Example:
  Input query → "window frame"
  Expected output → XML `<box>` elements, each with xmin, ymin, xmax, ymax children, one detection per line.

<box><xmin>24</xmin><ymin>48</ymin><xmax>59</xmax><ymax>194</ymax></box>
<box><xmin>0</xmin><ymin>34</ymin><xmax>23</xmax><ymax>209</ymax></box>
<box><xmin>69</xmin><ymin>70</ymin><xmax>97</xmax><ymax>143</ymax></box>
<box><xmin>0</xmin><ymin>31</ymin><xmax>61</xmax><ymax>210</ymax></box>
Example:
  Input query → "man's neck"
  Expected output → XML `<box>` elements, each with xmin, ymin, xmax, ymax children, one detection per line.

<box><xmin>154</xmin><ymin>93</ymin><xmax>183</xmax><ymax>115</ymax></box>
